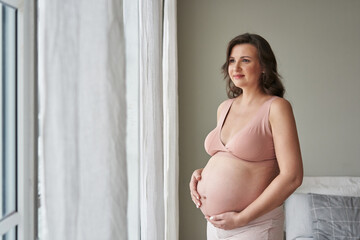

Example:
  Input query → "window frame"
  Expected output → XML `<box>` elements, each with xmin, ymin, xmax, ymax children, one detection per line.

<box><xmin>0</xmin><ymin>0</ymin><xmax>37</xmax><ymax>239</ymax></box>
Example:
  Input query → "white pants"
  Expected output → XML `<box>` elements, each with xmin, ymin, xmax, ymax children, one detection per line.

<box><xmin>207</xmin><ymin>206</ymin><xmax>284</xmax><ymax>240</ymax></box>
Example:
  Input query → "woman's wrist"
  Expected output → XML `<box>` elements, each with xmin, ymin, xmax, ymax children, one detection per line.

<box><xmin>235</xmin><ymin>211</ymin><xmax>250</xmax><ymax>228</ymax></box>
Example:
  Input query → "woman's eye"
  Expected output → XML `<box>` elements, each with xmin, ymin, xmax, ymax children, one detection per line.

<box><xmin>242</xmin><ymin>59</ymin><xmax>250</xmax><ymax>63</ymax></box>
<box><xmin>229</xmin><ymin>59</ymin><xmax>235</xmax><ymax>63</ymax></box>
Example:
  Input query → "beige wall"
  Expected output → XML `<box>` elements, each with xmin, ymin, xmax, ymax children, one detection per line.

<box><xmin>178</xmin><ymin>0</ymin><xmax>360</xmax><ymax>239</ymax></box>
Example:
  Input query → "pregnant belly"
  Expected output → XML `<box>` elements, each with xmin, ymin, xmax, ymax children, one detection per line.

<box><xmin>197</xmin><ymin>152</ymin><xmax>278</xmax><ymax>216</ymax></box>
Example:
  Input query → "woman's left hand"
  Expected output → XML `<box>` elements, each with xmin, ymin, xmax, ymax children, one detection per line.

<box><xmin>205</xmin><ymin>211</ymin><xmax>246</xmax><ymax>230</ymax></box>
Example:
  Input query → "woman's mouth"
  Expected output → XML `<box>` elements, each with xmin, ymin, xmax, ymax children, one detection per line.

<box><xmin>233</xmin><ymin>74</ymin><xmax>244</xmax><ymax>79</ymax></box>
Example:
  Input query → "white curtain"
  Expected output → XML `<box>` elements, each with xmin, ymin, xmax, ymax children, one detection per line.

<box><xmin>162</xmin><ymin>0</ymin><xmax>179</xmax><ymax>239</ymax></box>
<box><xmin>38</xmin><ymin>1</ymin><xmax>127</xmax><ymax>240</ymax></box>
<box><xmin>38</xmin><ymin>0</ymin><xmax>179</xmax><ymax>239</ymax></box>
<box><xmin>139</xmin><ymin>0</ymin><xmax>179</xmax><ymax>239</ymax></box>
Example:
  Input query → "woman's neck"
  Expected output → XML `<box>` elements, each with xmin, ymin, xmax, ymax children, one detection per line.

<box><xmin>238</xmin><ymin>87</ymin><xmax>267</xmax><ymax>106</ymax></box>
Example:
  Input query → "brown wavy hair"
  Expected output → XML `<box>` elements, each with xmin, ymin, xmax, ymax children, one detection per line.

<box><xmin>222</xmin><ymin>33</ymin><xmax>285</xmax><ymax>98</ymax></box>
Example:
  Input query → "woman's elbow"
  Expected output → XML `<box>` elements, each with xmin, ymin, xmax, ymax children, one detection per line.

<box><xmin>281</xmin><ymin>170</ymin><xmax>303</xmax><ymax>191</ymax></box>
<box><xmin>291</xmin><ymin>169</ymin><xmax>303</xmax><ymax>190</ymax></box>
<box><xmin>293</xmin><ymin>174</ymin><xmax>303</xmax><ymax>189</ymax></box>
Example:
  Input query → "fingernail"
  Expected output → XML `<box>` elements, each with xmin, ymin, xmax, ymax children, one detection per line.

<box><xmin>210</xmin><ymin>216</ymin><xmax>214</xmax><ymax>220</ymax></box>
<box><xmin>196</xmin><ymin>196</ymin><xmax>199</xmax><ymax>200</ymax></box>
<box><xmin>196</xmin><ymin>204</ymin><xmax>199</xmax><ymax>208</ymax></box>
<box><xmin>197</xmin><ymin>203</ymin><xmax>200</xmax><ymax>208</ymax></box>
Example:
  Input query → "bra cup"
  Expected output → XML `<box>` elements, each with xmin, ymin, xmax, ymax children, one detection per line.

<box><xmin>204</xmin><ymin>127</ymin><xmax>220</xmax><ymax>156</ymax></box>
<box><xmin>204</xmin><ymin>96</ymin><xmax>278</xmax><ymax>162</ymax></box>
<box><xmin>204</xmin><ymin>99</ymin><xmax>233</xmax><ymax>156</ymax></box>
<box><xmin>226</xmin><ymin>127</ymin><xmax>275</xmax><ymax>161</ymax></box>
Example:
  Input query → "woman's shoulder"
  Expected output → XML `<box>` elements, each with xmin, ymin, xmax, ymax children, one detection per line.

<box><xmin>218</xmin><ymin>98</ymin><xmax>233</xmax><ymax>109</ymax></box>
<box><xmin>271</xmin><ymin>97</ymin><xmax>292</xmax><ymax>111</ymax></box>
<box><xmin>217</xmin><ymin>98</ymin><xmax>233</xmax><ymax>121</ymax></box>
<box><xmin>269</xmin><ymin>97</ymin><xmax>294</xmax><ymax>121</ymax></box>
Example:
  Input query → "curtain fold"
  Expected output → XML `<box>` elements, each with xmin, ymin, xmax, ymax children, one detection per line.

<box><xmin>139</xmin><ymin>0</ymin><xmax>165</xmax><ymax>238</ymax></box>
<box><xmin>38</xmin><ymin>1</ymin><xmax>127</xmax><ymax>239</ymax></box>
<box><xmin>139</xmin><ymin>0</ymin><xmax>179</xmax><ymax>239</ymax></box>
<box><xmin>162</xmin><ymin>0</ymin><xmax>179</xmax><ymax>239</ymax></box>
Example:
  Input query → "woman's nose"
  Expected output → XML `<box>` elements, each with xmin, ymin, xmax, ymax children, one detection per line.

<box><xmin>234</xmin><ymin>61</ymin><xmax>241</xmax><ymax>70</ymax></box>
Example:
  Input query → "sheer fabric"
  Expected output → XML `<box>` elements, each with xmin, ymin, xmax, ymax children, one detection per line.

<box><xmin>38</xmin><ymin>0</ymin><xmax>178</xmax><ymax>239</ymax></box>
<box><xmin>139</xmin><ymin>0</ymin><xmax>179</xmax><ymax>239</ymax></box>
<box><xmin>38</xmin><ymin>1</ymin><xmax>127</xmax><ymax>239</ymax></box>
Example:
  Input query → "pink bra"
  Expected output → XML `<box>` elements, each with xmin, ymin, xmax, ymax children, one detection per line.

<box><xmin>204</xmin><ymin>96</ymin><xmax>278</xmax><ymax>162</ymax></box>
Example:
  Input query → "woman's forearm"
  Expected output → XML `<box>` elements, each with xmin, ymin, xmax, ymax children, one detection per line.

<box><xmin>235</xmin><ymin>172</ymin><xmax>302</xmax><ymax>226</ymax></box>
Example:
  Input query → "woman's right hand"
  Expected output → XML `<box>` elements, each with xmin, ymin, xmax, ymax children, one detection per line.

<box><xmin>189</xmin><ymin>168</ymin><xmax>203</xmax><ymax>208</ymax></box>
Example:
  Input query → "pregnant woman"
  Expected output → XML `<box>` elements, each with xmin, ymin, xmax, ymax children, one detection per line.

<box><xmin>189</xmin><ymin>33</ymin><xmax>303</xmax><ymax>240</ymax></box>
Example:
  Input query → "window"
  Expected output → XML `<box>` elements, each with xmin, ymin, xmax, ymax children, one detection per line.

<box><xmin>0</xmin><ymin>0</ymin><xmax>36</xmax><ymax>239</ymax></box>
<box><xmin>0</xmin><ymin>2</ymin><xmax>17</xmax><ymax>239</ymax></box>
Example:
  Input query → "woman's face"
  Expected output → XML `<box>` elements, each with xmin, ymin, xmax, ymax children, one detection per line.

<box><xmin>228</xmin><ymin>44</ymin><xmax>263</xmax><ymax>90</ymax></box>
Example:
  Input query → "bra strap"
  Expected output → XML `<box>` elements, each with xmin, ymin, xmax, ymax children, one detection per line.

<box><xmin>218</xmin><ymin>99</ymin><xmax>235</xmax><ymax>127</ymax></box>
<box><xmin>263</xmin><ymin>96</ymin><xmax>279</xmax><ymax>123</ymax></box>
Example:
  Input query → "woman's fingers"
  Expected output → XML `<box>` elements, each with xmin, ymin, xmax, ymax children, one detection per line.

<box><xmin>189</xmin><ymin>169</ymin><xmax>203</xmax><ymax>190</ymax></box>
<box><xmin>193</xmin><ymin>169</ymin><xmax>202</xmax><ymax>180</ymax></box>
<box><xmin>191</xmin><ymin>182</ymin><xmax>200</xmax><ymax>198</ymax></box>
<box><xmin>206</xmin><ymin>215</ymin><xmax>221</xmax><ymax>222</ymax></box>
<box><xmin>206</xmin><ymin>216</ymin><xmax>224</xmax><ymax>228</ymax></box>
<box><xmin>191</xmin><ymin>195</ymin><xmax>201</xmax><ymax>208</ymax></box>
<box><xmin>206</xmin><ymin>215</ymin><xmax>226</xmax><ymax>229</ymax></box>
<box><xmin>207</xmin><ymin>212</ymin><xmax>240</xmax><ymax>230</ymax></box>
<box><xmin>190</xmin><ymin>187</ymin><xmax>201</xmax><ymax>208</ymax></box>
<box><xmin>189</xmin><ymin>169</ymin><xmax>203</xmax><ymax>208</ymax></box>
